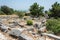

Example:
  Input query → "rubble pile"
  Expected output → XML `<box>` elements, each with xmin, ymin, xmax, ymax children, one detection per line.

<box><xmin>0</xmin><ymin>15</ymin><xmax>55</xmax><ymax>40</ymax></box>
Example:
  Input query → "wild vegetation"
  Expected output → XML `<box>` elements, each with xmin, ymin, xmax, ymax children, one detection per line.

<box><xmin>0</xmin><ymin>2</ymin><xmax>60</xmax><ymax>34</ymax></box>
<box><xmin>29</xmin><ymin>3</ymin><xmax>44</xmax><ymax>17</ymax></box>
<box><xmin>45</xmin><ymin>2</ymin><xmax>60</xmax><ymax>18</ymax></box>
<box><xmin>46</xmin><ymin>19</ymin><xmax>60</xmax><ymax>34</ymax></box>
<box><xmin>0</xmin><ymin>5</ymin><xmax>25</xmax><ymax>18</ymax></box>
<box><xmin>27</xmin><ymin>20</ymin><xmax>33</xmax><ymax>25</ymax></box>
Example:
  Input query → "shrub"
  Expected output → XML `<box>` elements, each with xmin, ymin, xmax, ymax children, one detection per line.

<box><xmin>0</xmin><ymin>11</ymin><xmax>5</xmax><ymax>15</ymax></box>
<box><xmin>27</xmin><ymin>20</ymin><xmax>33</xmax><ymax>25</ymax></box>
<box><xmin>14</xmin><ymin>11</ymin><xmax>25</xmax><ymax>18</ymax></box>
<box><xmin>1</xmin><ymin>5</ymin><xmax>14</xmax><ymax>15</ymax></box>
<box><xmin>29</xmin><ymin>3</ymin><xmax>44</xmax><ymax>17</ymax></box>
<box><xmin>46</xmin><ymin>19</ymin><xmax>60</xmax><ymax>34</ymax></box>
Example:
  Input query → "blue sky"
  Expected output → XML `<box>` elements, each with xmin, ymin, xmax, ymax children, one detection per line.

<box><xmin>0</xmin><ymin>0</ymin><xmax>60</xmax><ymax>11</ymax></box>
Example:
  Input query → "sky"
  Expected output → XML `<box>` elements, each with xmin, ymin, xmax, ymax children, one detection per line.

<box><xmin>0</xmin><ymin>0</ymin><xmax>60</xmax><ymax>11</ymax></box>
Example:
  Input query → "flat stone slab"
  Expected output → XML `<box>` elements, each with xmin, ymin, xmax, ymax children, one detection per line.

<box><xmin>9</xmin><ymin>28</ymin><xmax>25</xmax><ymax>37</ymax></box>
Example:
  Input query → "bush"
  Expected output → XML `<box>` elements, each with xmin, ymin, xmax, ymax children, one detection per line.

<box><xmin>29</xmin><ymin>3</ymin><xmax>44</xmax><ymax>17</ymax></box>
<box><xmin>46</xmin><ymin>31</ymin><xmax>54</xmax><ymax>34</ymax></box>
<box><xmin>1</xmin><ymin>5</ymin><xmax>14</xmax><ymax>15</ymax></box>
<box><xmin>14</xmin><ymin>11</ymin><xmax>25</xmax><ymax>18</ymax></box>
<box><xmin>27</xmin><ymin>20</ymin><xmax>33</xmax><ymax>25</ymax></box>
<box><xmin>0</xmin><ymin>11</ymin><xmax>5</xmax><ymax>15</ymax></box>
<box><xmin>46</xmin><ymin>19</ymin><xmax>60</xmax><ymax>34</ymax></box>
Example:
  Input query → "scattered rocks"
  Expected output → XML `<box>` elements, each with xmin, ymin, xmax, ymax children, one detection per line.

<box><xmin>0</xmin><ymin>24</ymin><xmax>8</xmax><ymax>33</ymax></box>
<box><xmin>33</xmin><ymin>23</ymin><xmax>40</xmax><ymax>29</ymax></box>
<box><xmin>18</xmin><ymin>36</ymin><xmax>26</xmax><ymax>40</ymax></box>
<box><xmin>0</xmin><ymin>33</ymin><xmax>7</xmax><ymax>40</ymax></box>
<box><xmin>9</xmin><ymin>28</ymin><xmax>25</xmax><ymax>37</ymax></box>
<box><xmin>20</xmin><ymin>33</ymin><xmax>34</xmax><ymax>40</ymax></box>
<box><xmin>0</xmin><ymin>15</ymin><xmax>54</xmax><ymax>40</ymax></box>
<box><xmin>38</xmin><ymin>26</ymin><xmax>46</xmax><ymax>32</ymax></box>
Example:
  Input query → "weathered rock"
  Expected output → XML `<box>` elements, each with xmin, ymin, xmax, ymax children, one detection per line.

<box><xmin>42</xmin><ymin>33</ymin><xmax>60</xmax><ymax>40</ymax></box>
<box><xmin>9</xmin><ymin>21</ymin><xmax>19</xmax><ymax>28</ymax></box>
<box><xmin>33</xmin><ymin>23</ymin><xmax>40</xmax><ymax>29</ymax></box>
<box><xmin>0</xmin><ymin>24</ymin><xmax>8</xmax><ymax>32</ymax></box>
<box><xmin>9</xmin><ymin>21</ymin><xmax>18</xmax><ymax>26</ymax></box>
<box><xmin>18</xmin><ymin>24</ymin><xmax>25</xmax><ymax>28</ymax></box>
<box><xmin>27</xmin><ymin>27</ymin><xmax>34</xmax><ymax>32</ymax></box>
<box><xmin>9</xmin><ymin>24</ymin><xmax>16</xmax><ymax>28</ymax></box>
<box><xmin>0</xmin><ymin>33</ymin><xmax>7</xmax><ymax>40</ymax></box>
<box><xmin>20</xmin><ymin>34</ymin><xmax>33</xmax><ymax>40</ymax></box>
<box><xmin>38</xmin><ymin>26</ymin><xmax>46</xmax><ymax>32</ymax></box>
<box><xmin>18</xmin><ymin>36</ymin><xmax>26</xmax><ymax>40</ymax></box>
<box><xmin>9</xmin><ymin>28</ymin><xmax>25</xmax><ymax>37</ymax></box>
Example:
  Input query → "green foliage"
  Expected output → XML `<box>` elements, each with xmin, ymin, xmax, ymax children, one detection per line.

<box><xmin>14</xmin><ymin>10</ymin><xmax>25</xmax><ymax>18</ymax></box>
<box><xmin>49</xmin><ymin>2</ymin><xmax>60</xmax><ymax>18</ymax></box>
<box><xmin>46</xmin><ymin>31</ymin><xmax>54</xmax><ymax>34</ymax></box>
<box><xmin>29</xmin><ymin>3</ymin><xmax>44</xmax><ymax>17</ymax></box>
<box><xmin>45</xmin><ymin>11</ymin><xmax>52</xmax><ymax>18</ymax></box>
<box><xmin>0</xmin><ymin>10</ymin><xmax>5</xmax><ymax>15</ymax></box>
<box><xmin>1</xmin><ymin>5</ymin><xmax>14</xmax><ymax>15</ymax></box>
<box><xmin>27</xmin><ymin>20</ymin><xmax>33</xmax><ymax>25</ymax></box>
<box><xmin>46</xmin><ymin>19</ymin><xmax>60</xmax><ymax>34</ymax></box>
<box><xmin>0</xmin><ymin>8</ymin><xmax>5</xmax><ymax>15</ymax></box>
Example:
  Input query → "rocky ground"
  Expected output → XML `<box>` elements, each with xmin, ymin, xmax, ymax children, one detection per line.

<box><xmin>0</xmin><ymin>15</ymin><xmax>55</xmax><ymax>40</ymax></box>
